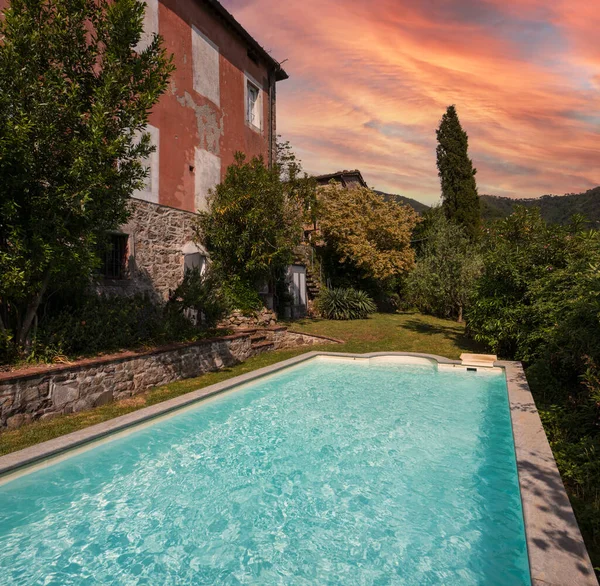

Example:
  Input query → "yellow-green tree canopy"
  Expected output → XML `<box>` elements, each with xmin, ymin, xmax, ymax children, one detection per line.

<box><xmin>318</xmin><ymin>183</ymin><xmax>420</xmax><ymax>283</ymax></box>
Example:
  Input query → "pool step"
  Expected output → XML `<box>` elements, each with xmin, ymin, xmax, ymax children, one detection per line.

<box><xmin>460</xmin><ymin>353</ymin><xmax>498</xmax><ymax>368</ymax></box>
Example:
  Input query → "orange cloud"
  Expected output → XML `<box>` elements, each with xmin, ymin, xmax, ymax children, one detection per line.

<box><xmin>223</xmin><ymin>0</ymin><xmax>600</xmax><ymax>203</ymax></box>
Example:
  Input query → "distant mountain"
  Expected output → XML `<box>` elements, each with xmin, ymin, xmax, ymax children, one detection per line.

<box><xmin>480</xmin><ymin>187</ymin><xmax>600</xmax><ymax>225</ymax></box>
<box><xmin>373</xmin><ymin>187</ymin><xmax>600</xmax><ymax>225</ymax></box>
<box><xmin>375</xmin><ymin>191</ymin><xmax>430</xmax><ymax>215</ymax></box>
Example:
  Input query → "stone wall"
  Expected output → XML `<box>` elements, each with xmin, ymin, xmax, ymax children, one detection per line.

<box><xmin>97</xmin><ymin>198</ymin><xmax>198</xmax><ymax>300</ymax></box>
<box><xmin>271</xmin><ymin>330</ymin><xmax>342</xmax><ymax>350</ymax></box>
<box><xmin>0</xmin><ymin>328</ymin><xmax>341</xmax><ymax>430</ymax></box>
<box><xmin>219</xmin><ymin>308</ymin><xmax>278</xmax><ymax>329</ymax></box>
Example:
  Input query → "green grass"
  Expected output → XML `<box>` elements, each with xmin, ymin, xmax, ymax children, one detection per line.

<box><xmin>0</xmin><ymin>312</ymin><xmax>481</xmax><ymax>457</ymax></box>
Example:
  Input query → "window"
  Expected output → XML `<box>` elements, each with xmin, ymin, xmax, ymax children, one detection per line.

<box><xmin>100</xmin><ymin>234</ymin><xmax>128</xmax><ymax>279</ymax></box>
<box><xmin>246</xmin><ymin>81</ymin><xmax>260</xmax><ymax>128</ymax></box>
<box><xmin>184</xmin><ymin>252</ymin><xmax>206</xmax><ymax>275</ymax></box>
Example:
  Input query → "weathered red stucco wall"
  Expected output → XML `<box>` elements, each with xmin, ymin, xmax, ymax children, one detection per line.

<box><xmin>152</xmin><ymin>0</ymin><xmax>274</xmax><ymax>212</ymax></box>
<box><xmin>0</xmin><ymin>0</ymin><xmax>278</xmax><ymax>213</ymax></box>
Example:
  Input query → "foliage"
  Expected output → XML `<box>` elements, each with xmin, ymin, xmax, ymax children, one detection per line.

<box><xmin>0</xmin><ymin>0</ymin><xmax>174</xmax><ymax>349</ymax></box>
<box><xmin>436</xmin><ymin>105</ymin><xmax>481</xmax><ymax>240</ymax></box>
<box><xmin>31</xmin><ymin>293</ymin><xmax>203</xmax><ymax>360</ymax></box>
<box><xmin>316</xmin><ymin>287</ymin><xmax>376</xmax><ymax>320</ymax></box>
<box><xmin>481</xmin><ymin>187</ymin><xmax>600</xmax><ymax>227</ymax></box>
<box><xmin>466</xmin><ymin>207</ymin><xmax>600</xmax><ymax>568</ymax></box>
<box><xmin>220</xmin><ymin>275</ymin><xmax>263</xmax><ymax>314</ymax></box>
<box><xmin>317</xmin><ymin>183</ymin><xmax>419</xmax><ymax>286</ymax></box>
<box><xmin>196</xmin><ymin>153</ymin><xmax>303</xmax><ymax>298</ymax></box>
<box><xmin>407</xmin><ymin>209</ymin><xmax>483</xmax><ymax>321</ymax></box>
<box><xmin>277</xmin><ymin>138</ymin><xmax>319</xmax><ymax>226</ymax></box>
<box><xmin>167</xmin><ymin>268</ymin><xmax>229</xmax><ymax>328</ymax></box>
<box><xmin>467</xmin><ymin>208</ymin><xmax>598</xmax><ymax>362</ymax></box>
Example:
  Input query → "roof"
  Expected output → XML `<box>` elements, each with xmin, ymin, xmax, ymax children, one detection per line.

<box><xmin>314</xmin><ymin>169</ymin><xmax>368</xmax><ymax>188</ymax></box>
<box><xmin>204</xmin><ymin>0</ymin><xmax>289</xmax><ymax>81</ymax></box>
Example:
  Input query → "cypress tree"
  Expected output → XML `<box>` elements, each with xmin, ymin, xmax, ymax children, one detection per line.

<box><xmin>436</xmin><ymin>105</ymin><xmax>481</xmax><ymax>240</ymax></box>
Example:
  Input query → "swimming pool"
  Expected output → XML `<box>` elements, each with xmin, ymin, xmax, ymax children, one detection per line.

<box><xmin>0</xmin><ymin>356</ymin><xmax>530</xmax><ymax>585</ymax></box>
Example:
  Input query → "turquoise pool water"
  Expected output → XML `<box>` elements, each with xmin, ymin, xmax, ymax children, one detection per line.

<box><xmin>0</xmin><ymin>357</ymin><xmax>530</xmax><ymax>585</ymax></box>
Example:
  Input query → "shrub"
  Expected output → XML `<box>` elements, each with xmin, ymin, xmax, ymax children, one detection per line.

<box><xmin>32</xmin><ymin>293</ymin><xmax>203</xmax><ymax>360</ymax></box>
<box><xmin>467</xmin><ymin>208</ymin><xmax>598</xmax><ymax>362</ymax></box>
<box><xmin>167</xmin><ymin>268</ymin><xmax>229</xmax><ymax>328</ymax></box>
<box><xmin>406</xmin><ymin>210</ymin><xmax>482</xmax><ymax>321</ymax></box>
<box><xmin>220</xmin><ymin>276</ymin><xmax>263</xmax><ymax>315</ymax></box>
<box><xmin>0</xmin><ymin>329</ymin><xmax>15</xmax><ymax>366</ymax></box>
<box><xmin>316</xmin><ymin>288</ymin><xmax>376</xmax><ymax>320</ymax></box>
<box><xmin>196</xmin><ymin>153</ymin><xmax>302</xmax><ymax>287</ymax></box>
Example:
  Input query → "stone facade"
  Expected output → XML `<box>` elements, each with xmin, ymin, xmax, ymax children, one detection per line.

<box><xmin>97</xmin><ymin>198</ymin><xmax>199</xmax><ymax>299</ymax></box>
<box><xmin>0</xmin><ymin>328</ymin><xmax>340</xmax><ymax>430</ymax></box>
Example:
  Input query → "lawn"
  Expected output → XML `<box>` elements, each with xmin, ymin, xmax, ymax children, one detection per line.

<box><xmin>0</xmin><ymin>312</ymin><xmax>482</xmax><ymax>456</ymax></box>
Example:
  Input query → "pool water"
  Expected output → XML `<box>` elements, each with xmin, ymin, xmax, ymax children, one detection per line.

<box><xmin>0</xmin><ymin>358</ymin><xmax>530</xmax><ymax>585</ymax></box>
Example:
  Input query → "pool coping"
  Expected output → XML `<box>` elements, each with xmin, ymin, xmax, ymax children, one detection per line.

<box><xmin>0</xmin><ymin>351</ymin><xmax>597</xmax><ymax>585</ymax></box>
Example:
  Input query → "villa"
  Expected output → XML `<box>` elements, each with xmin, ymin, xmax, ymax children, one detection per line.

<box><xmin>96</xmin><ymin>0</ymin><xmax>288</xmax><ymax>299</ymax></box>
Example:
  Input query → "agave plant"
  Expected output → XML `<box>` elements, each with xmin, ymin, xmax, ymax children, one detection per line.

<box><xmin>316</xmin><ymin>288</ymin><xmax>377</xmax><ymax>320</ymax></box>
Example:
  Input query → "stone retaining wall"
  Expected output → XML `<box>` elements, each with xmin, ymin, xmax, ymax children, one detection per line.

<box><xmin>219</xmin><ymin>308</ymin><xmax>278</xmax><ymax>329</ymax></box>
<box><xmin>269</xmin><ymin>329</ymin><xmax>343</xmax><ymax>350</ymax></box>
<box><xmin>0</xmin><ymin>329</ymin><xmax>340</xmax><ymax>430</ymax></box>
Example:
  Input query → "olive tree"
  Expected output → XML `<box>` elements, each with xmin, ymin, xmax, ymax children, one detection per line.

<box><xmin>406</xmin><ymin>209</ymin><xmax>482</xmax><ymax>321</ymax></box>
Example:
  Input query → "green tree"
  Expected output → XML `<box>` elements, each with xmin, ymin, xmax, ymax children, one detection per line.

<box><xmin>406</xmin><ymin>208</ymin><xmax>482</xmax><ymax>322</ymax></box>
<box><xmin>436</xmin><ymin>105</ymin><xmax>481</xmax><ymax>239</ymax></box>
<box><xmin>196</xmin><ymin>153</ymin><xmax>303</xmax><ymax>299</ymax></box>
<box><xmin>0</xmin><ymin>0</ymin><xmax>173</xmax><ymax>349</ymax></box>
<box><xmin>467</xmin><ymin>207</ymin><xmax>599</xmax><ymax>363</ymax></box>
<box><xmin>466</xmin><ymin>208</ymin><xmax>600</xmax><ymax>562</ymax></box>
<box><xmin>317</xmin><ymin>182</ymin><xmax>419</xmax><ymax>287</ymax></box>
<box><xmin>276</xmin><ymin>137</ymin><xmax>318</xmax><ymax>226</ymax></box>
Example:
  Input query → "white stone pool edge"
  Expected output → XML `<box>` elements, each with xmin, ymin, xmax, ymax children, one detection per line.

<box><xmin>0</xmin><ymin>351</ymin><xmax>596</xmax><ymax>586</ymax></box>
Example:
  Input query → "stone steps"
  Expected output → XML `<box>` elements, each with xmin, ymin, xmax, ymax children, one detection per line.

<box><xmin>251</xmin><ymin>340</ymin><xmax>275</xmax><ymax>354</ymax></box>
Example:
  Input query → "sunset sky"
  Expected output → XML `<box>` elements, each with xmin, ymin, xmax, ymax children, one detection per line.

<box><xmin>222</xmin><ymin>0</ymin><xmax>599</xmax><ymax>205</ymax></box>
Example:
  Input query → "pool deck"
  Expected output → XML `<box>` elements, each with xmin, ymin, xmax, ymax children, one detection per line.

<box><xmin>0</xmin><ymin>351</ymin><xmax>597</xmax><ymax>586</ymax></box>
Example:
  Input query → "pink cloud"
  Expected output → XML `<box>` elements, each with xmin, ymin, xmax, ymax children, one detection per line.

<box><xmin>223</xmin><ymin>0</ymin><xmax>600</xmax><ymax>203</ymax></box>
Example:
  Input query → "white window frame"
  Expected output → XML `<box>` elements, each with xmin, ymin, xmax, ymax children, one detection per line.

<box><xmin>244</xmin><ymin>73</ymin><xmax>263</xmax><ymax>131</ymax></box>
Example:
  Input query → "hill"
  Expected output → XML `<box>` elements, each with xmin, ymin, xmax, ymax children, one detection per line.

<box><xmin>373</xmin><ymin>187</ymin><xmax>600</xmax><ymax>225</ymax></box>
<box><xmin>481</xmin><ymin>187</ymin><xmax>600</xmax><ymax>225</ymax></box>
<box><xmin>375</xmin><ymin>191</ymin><xmax>430</xmax><ymax>215</ymax></box>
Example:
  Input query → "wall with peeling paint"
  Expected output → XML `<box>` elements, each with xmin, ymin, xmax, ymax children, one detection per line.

<box><xmin>0</xmin><ymin>0</ymin><xmax>286</xmax><ymax>298</ymax></box>
<box><xmin>148</xmin><ymin>0</ymin><xmax>281</xmax><ymax>213</ymax></box>
<box><xmin>123</xmin><ymin>0</ymin><xmax>285</xmax><ymax>295</ymax></box>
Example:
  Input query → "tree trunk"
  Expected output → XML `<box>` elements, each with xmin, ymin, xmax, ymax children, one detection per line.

<box><xmin>16</xmin><ymin>272</ymin><xmax>51</xmax><ymax>348</ymax></box>
<box><xmin>457</xmin><ymin>304</ymin><xmax>463</xmax><ymax>323</ymax></box>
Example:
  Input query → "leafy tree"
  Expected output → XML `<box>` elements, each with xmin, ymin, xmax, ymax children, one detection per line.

<box><xmin>0</xmin><ymin>0</ymin><xmax>173</xmax><ymax>349</ymax></box>
<box><xmin>466</xmin><ymin>207</ymin><xmax>593</xmax><ymax>361</ymax></box>
<box><xmin>276</xmin><ymin>138</ymin><xmax>318</xmax><ymax>226</ymax></box>
<box><xmin>196</xmin><ymin>153</ymin><xmax>303</xmax><ymax>297</ymax></box>
<box><xmin>436</xmin><ymin>105</ymin><xmax>481</xmax><ymax>239</ymax></box>
<box><xmin>317</xmin><ymin>182</ymin><xmax>419</xmax><ymax>287</ymax></box>
<box><xmin>406</xmin><ymin>209</ymin><xmax>482</xmax><ymax>322</ymax></box>
<box><xmin>466</xmin><ymin>207</ymin><xmax>600</xmax><ymax>561</ymax></box>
